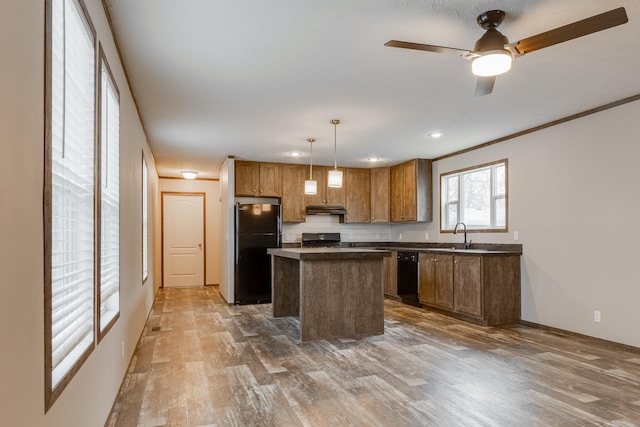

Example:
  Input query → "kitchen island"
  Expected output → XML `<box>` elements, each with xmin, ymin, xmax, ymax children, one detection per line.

<box><xmin>267</xmin><ymin>248</ymin><xmax>391</xmax><ymax>341</ymax></box>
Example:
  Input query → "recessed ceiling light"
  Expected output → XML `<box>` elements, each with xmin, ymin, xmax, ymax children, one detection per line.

<box><xmin>289</xmin><ymin>152</ymin><xmax>303</xmax><ymax>157</ymax></box>
<box><xmin>428</xmin><ymin>132</ymin><xmax>444</xmax><ymax>138</ymax></box>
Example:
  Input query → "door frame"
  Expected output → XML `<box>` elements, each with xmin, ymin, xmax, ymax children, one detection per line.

<box><xmin>161</xmin><ymin>191</ymin><xmax>207</xmax><ymax>287</ymax></box>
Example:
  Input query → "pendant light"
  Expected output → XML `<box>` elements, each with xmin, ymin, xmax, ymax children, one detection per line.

<box><xmin>327</xmin><ymin>119</ymin><xmax>343</xmax><ymax>188</ymax></box>
<box><xmin>304</xmin><ymin>138</ymin><xmax>317</xmax><ymax>195</ymax></box>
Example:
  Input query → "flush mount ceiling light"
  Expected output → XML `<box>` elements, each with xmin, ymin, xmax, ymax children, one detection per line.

<box><xmin>304</xmin><ymin>138</ymin><xmax>317</xmax><ymax>195</ymax></box>
<box><xmin>428</xmin><ymin>132</ymin><xmax>444</xmax><ymax>138</ymax></box>
<box><xmin>181</xmin><ymin>171</ymin><xmax>198</xmax><ymax>179</ymax></box>
<box><xmin>368</xmin><ymin>157</ymin><xmax>380</xmax><ymax>163</ymax></box>
<box><xmin>288</xmin><ymin>151</ymin><xmax>302</xmax><ymax>157</ymax></box>
<box><xmin>327</xmin><ymin>119</ymin><xmax>343</xmax><ymax>188</ymax></box>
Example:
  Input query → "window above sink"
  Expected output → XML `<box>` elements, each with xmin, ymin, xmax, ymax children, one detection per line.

<box><xmin>440</xmin><ymin>159</ymin><xmax>508</xmax><ymax>232</ymax></box>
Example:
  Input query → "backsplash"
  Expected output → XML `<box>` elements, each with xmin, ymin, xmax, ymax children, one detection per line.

<box><xmin>282</xmin><ymin>215</ymin><xmax>391</xmax><ymax>243</ymax></box>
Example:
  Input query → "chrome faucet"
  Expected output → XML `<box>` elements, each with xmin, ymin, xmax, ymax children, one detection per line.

<box><xmin>453</xmin><ymin>222</ymin><xmax>471</xmax><ymax>249</ymax></box>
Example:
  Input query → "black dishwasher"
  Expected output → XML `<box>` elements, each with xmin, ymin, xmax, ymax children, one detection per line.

<box><xmin>397</xmin><ymin>251</ymin><xmax>421</xmax><ymax>307</ymax></box>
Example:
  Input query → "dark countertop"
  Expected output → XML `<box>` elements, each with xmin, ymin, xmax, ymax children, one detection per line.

<box><xmin>267</xmin><ymin>247</ymin><xmax>392</xmax><ymax>260</ymax></box>
<box><xmin>376</xmin><ymin>246</ymin><xmax>521</xmax><ymax>255</ymax></box>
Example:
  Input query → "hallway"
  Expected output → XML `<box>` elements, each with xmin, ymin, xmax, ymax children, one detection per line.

<box><xmin>106</xmin><ymin>287</ymin><xmax>640</xmax><ymax>426</ymax></box>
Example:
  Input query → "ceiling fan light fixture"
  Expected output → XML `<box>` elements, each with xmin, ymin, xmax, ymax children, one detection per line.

<box><xmin>472</xmin><ymin>50</ymin><xmax>512</xmax><ymax>76</ymax></box>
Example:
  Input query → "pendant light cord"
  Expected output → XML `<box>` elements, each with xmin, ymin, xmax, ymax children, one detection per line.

<box><xmin>307</xmin><ymin>138</ymin><xmax>315</xmax><ymax>179</ymax></box>
<box><xmin>331</xmin><ymin>119</ymin><xmax>340</xmax><ymax>169</ymax></box>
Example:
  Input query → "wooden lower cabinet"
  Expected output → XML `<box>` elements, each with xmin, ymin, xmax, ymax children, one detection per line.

<box><xmin>419</xmin><ymin>253</ymin><xmax>453</xmax><ymax>310</ymax></box>
<box><xmin>418</xmin><ymin>252</ymin><xmax>520</xmax><ymax>326</ymax></box>
<box><xmin>383</xmin><ymin>251</ymin><xmax>398</xmax><ymax>299</ymax></box>
<box><xmin>453</xmin><ymin>255</ymin><xmax>482</xmax><ymax>317</ymax></box>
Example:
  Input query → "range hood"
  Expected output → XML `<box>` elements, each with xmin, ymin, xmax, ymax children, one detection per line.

<box><xmin>305</xmin><ymin>205</ymin><xmax>348</xmax><ymax>216</ymax></box>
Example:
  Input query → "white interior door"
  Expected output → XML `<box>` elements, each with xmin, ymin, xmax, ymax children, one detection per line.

<box><xmin>163</xmin><ymin>193</ymin><xmax>205</xmax><ymax>287</ymax></box>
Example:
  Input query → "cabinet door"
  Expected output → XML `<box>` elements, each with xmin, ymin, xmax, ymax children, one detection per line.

<box><xmin>418</xmin><ymin>253</ymin><xmax>435</xmax><ymax>305</ymax></box>
<box><xmin>345</xmin><ymin>168</ymin><xmax>370</xmax><ymax>223</ymax></box>
<box><xmin>325</xmin><ymin>167</ymin><xmax>346</xmax><ymax>206</ymax></box>
<box><xmin>281</xmin><ymin>164</ymin><xmax>307</xmax><ymax>223</ymax></box>
<box><xmin>453</xmin><ymin>255</ymin><xmax>483</xmax><ymax>316</ymax></box>
<box><xmin>434</xmin><ymin>254</ymin><xmax>454</xmax><ymax>309</ymax></box>
<box><xmin>403</xmin><ymin>160</ymin><xmax>417</xmax><ymax>221</ymax></box>
<box><xmin>390</xmin><ymin>163</ymin><xmax>404</xmax><ymax>222</ymax></box>
<box><xmin>370</xmin><ymin>167</ymin><xmax>389</xmax><ymax>222</ymax></box>
<box><xmin>384</xmin><ymin>251</ymin><xmax>398</xmax><ymax>296</ymax></box>
<box><xmin>259</xmin><ymin>163</ymin><xmax>282</xmax><ymax>197</ymax></box>
<box><xmin>235</xmin><ymin>161</ymin><xmax>259</xmax><ymax>196</ymax></box>
<box><xmin>305</xmin><ymin>166</ymin><xmax>326</xmax><ymax>206</ymax></box>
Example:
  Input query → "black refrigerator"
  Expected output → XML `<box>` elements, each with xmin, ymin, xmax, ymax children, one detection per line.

<box><xmin>234</xmin><ymin>203</ymin><xmax>282</xmax><ymax>304</ymax></box>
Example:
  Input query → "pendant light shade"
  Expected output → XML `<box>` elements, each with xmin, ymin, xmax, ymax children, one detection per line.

<box><xmin>328</xmin><ymin>119</ymin><xmax>343</xmax><ymax>188</ymax></box>
<box><xmin>304</xmin><ymin>138</ymin><xmax>317</xmax><ymax>195</ymax></box>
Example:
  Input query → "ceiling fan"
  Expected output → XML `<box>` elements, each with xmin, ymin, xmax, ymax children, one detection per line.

<box><xmin>385</xmin><ymin>7</ymin><xmax>628</xmax><ymax>96</ymax></box>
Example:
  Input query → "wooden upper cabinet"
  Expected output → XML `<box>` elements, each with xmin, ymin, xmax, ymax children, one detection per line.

<box><xmin>325</xmin><ymin>167</ymin><xmax>345</xmax><ymax>206</ymax></box>
<box><xmin>370</xmin><ymin>167</ymin><xmax>390</xmax><ymax>223</ymax></box>
<box><xmin>258</xmin><ymin>162</ymin><xmax>283</xmax><ymax>197</ymax></box>
<box><xmin>281</xmin><ymin>164</ymin><xmax>308</xmax><ymax>223</ymax></box>
<box><xmin>235</xmin><ymin>161</ymin><xmax>259</xmax><ymax>196</ymax></box>
<box><xmin>390</xmin><ymin>159</ymin><xmax>432</xmax><ymax>222</ymax></box>
<box><xmin>305</xmin><ymin>166</ymin><xmax>326</xmax><ymax>206</ymax></box>
<box><xmin>305</xmin><ymin>166</ymin><xmax>345</xmax><ymax>207</ymax></box>
<box><xmin>344</xmin><ymin>168</ymin><xmax>370</xmax><ymax>223</ymax></box>
<box><xmin>234</xmin><ymin>161</ymin><xmax>282</xmax><ymax>197</ymax></box>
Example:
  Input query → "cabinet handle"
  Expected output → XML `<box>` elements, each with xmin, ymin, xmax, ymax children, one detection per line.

<box><xmin>259</xmin><ymin>189</ymin><xmax>263</xmax><ymax>193</ymax></box>
<box><xmin>253</xmin><ymin>189</ymin><xmax>257</xmax><ymax>193</ymax></box>
<box><xmin>371</xmin><ymin>216</ymin><xmax>375</xmax><ymax>220</ymax></box>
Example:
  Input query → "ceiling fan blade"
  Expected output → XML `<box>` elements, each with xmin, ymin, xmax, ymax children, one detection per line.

<box><xmin>384</xmin><ymin>40</ymin><xmax>470</xmax><ymax>55</ymax></box>
<box><xmin>475</xmin><ymin>76</ymin><xmax>495</xmax><ymax>97</ymax></box>
<box><xmin>514</xmin><ymin>7</ymin><xmax>628</xmax><ymax>55</ymax></box>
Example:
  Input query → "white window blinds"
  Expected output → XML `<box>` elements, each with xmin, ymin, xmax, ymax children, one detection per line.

<box><xmin>49</xmin><ymin>0</ymin><xmax>96</xmax><ymax>388</ymax></box>
<box><xmin>99</xmin><ymin>59</ymin><xmax>120</xmax><ymax>332</ymax></box>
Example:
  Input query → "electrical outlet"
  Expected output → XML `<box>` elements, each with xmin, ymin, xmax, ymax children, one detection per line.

<box><xmin>514</xmin><ymin>231</ymin><xmax>519</xmax><ymax>241</ymax></box>
<box><xmin>424</xmin><ymin>233</ymin><xmax>429</xmax><ymax>240</ymax></box>
<box><xmin>594</xmin><ymin>310</ymin><xmax>601</xmax><ymax>323</ymax></box>
<box><xmin>399</xmin><ymin>233</ymin><xmax>403</xmax><ymax>240</ymax></box>
<box><xmin>376</xmin><ymin>233</ymin><xmax>380</xmax><ymax>239</ymax></box>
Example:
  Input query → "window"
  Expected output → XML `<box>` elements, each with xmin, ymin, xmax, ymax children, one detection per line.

<box><xmin>440</xmin><ymin>160</ymin><xmax>507</xmax><ymax>232</ymax></box>
<box><xmin>45</xmin><ymin>0</ymin><xmax>96</xmax><ymax>408</ymax></box>
<box><xmin>46</xmin><ymin>0</ymin><xmax>122</xmax><ymax>410</ymax></box>
<box><xmin>98</xmin><ymin>50</ymin><xmax>120</xmax><ymax>335</ymax></box>
<box><xmin>142</xmin><ymin>156</ymin><xmax>148</xmax><ymax>282</ymax></box>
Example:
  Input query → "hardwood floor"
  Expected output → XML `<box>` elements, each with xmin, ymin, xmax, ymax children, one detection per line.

<box><xmin>106</xmin><ymin>286</ymin><xmax>640</xmax><ymax>426</ymax></box>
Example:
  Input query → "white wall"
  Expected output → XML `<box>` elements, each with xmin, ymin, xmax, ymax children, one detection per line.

<box><xmin>0</xmin><ymin>1</ymin><xmax>161</xmax><ymax>425</ymax></box>
<box><xmin>159</xmin><ymin>178</ymin><xmax>222</xmax><ymax>285</ymax></box>
<box><xmin>393</xmin><ymin>99</ymin><xmax>640</xmax><ymax>347</ymax></box>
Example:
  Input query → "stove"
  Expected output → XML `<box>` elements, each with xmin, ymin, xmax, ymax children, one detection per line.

<box><xmin>301</xmin><ymin>232</ymin><xmax>342</xmax><ymax>248</ymax></box>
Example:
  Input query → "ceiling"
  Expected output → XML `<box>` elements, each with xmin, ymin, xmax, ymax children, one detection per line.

<box><xmin>103</xmin><ymin>0</ymin><xmax>640</xmax><ymax>179</ymax></box>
